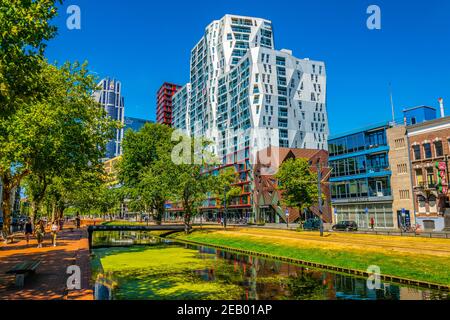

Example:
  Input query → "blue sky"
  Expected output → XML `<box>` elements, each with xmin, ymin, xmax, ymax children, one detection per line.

<box><xmin>45</xmin><ymin>0</ymin><xmax>450</xmax><ymax>135</ymax></box>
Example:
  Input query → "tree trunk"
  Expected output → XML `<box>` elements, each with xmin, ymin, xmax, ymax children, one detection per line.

<box><xmin>57</xmin><ymin>206</ymin><xmax>65</xmax><ymax>221</ymax></box>
<box><xmin>51</xmin><ymin>203</ymin><xmax>57</xmax><ymax>224</ymax></box>
<box><xmin>30</xmin><ymin>200</ymin><xmax>39</xmax><ymax>226</ymax></box>
<box><xmin>299</xmin><ymin>207</ymin><xmax>304</xmax><ymax>230</ymax></box>
<box><xmin>1</xmin><ymin>183</ymin><xmax>12</xmax><ymax>236</ymax></box>
<box><xmin>184</xmin><ymin>213</ymin><xmax>191</xmax><ymax>234</ymax></box>
<box><xmin>155</xmin><ymin>202</ymin><xmax>164</xmax><ymax>226</ymax></box>
<box><xmin>1</xmin><ymin>170</ymin><xmax>30</xmax><ymax>235</ymax></box>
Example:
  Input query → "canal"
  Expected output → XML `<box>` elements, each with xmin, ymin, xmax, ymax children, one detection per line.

<box><xmin>91</xmin><ymin>231</ymin><xmax>449</xmax><ymax>300</ymax></box>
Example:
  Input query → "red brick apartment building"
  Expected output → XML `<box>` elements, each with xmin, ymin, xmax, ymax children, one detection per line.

<box><xmin>156</xmin><ymin>82</ymin><xmax>181</xmax><ymax>126</ymax></box>
<box><xmin>166</xmin><ymin>146</ymin><xmax>332</xmax><ymax>225</ymax></box>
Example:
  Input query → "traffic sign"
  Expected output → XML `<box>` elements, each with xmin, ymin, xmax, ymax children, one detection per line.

<box><xmin>285</xmin><ymin>209</ymin><xmax>290</xmax><ymax>217</ymax></box>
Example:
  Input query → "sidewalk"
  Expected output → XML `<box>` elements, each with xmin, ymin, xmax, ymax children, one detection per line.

<box><xmin>0</xmin><ymin>227</ymin><xmax>93</xmax><ymax>300</ymax></box>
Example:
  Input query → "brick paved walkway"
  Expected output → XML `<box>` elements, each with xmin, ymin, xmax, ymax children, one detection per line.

<box><xmin>0</xmin><ymin>227</ymin><xmax>93</xmax><ymax>300</ymax></box>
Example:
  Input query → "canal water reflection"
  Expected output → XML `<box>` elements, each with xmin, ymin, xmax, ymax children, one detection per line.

<box><xmin>91</xmin><ymin>231</ymin><xmax>449</xmax><ymax>301</ymax></box>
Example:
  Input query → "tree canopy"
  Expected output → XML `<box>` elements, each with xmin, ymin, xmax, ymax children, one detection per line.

<box><xmin>0</xmin><ymin>0</ymin><xmax>61</xmax><ymax>115</ymax></box>
<box><xmin>275</xmin><ymin>158</ymin><xmax>319</xmax><ymax>222</ymax></box>
<box><xmin>0</xmin><ymin>1</ymin><xmax>119</xmax><ymax>233</ymax></box>
<box><xmin>118</xmin><ymin>123</ymin><xmax>178</xmax><ymax>224</ymax></box>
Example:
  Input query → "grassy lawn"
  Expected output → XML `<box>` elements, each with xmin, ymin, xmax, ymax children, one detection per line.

<box><xmin>171</xmin><ymin>229</ymin><xmax>450</xmax><ymax>287</ymax></box>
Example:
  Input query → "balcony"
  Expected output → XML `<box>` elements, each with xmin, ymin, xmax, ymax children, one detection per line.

<box><xmin>366</xmin><ymin>166</ymin><xmax>390</xmax><ymax>174</ymax></box>
<box><xmin>368</xmin><ymin>188</ymin><xmax>392</xmax><ymax>198</ymax></box>
<box><xmin>332</xmin><ymin>188</ymin><xmax>393</xmax><ymax>204</ymax></box>
<box><xmin>414</xmin><ymin>182</ymin><xmax>438</xmax><ymax>191</ymax></box>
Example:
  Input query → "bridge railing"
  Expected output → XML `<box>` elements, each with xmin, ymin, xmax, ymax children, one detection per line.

<box><xmin>87</xmin><ymin>224</ymin><xmax>189</xmax><ymax>251</ymax></box>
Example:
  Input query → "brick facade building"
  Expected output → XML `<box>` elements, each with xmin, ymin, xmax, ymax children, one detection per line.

<box><xmin>254</xmin><ymin>147</ymin><xmax>332</xmax><ymax>225</ymax></box>
<box><xmin>407</xmin><ymin>116</ymin><xmax>450</xmax><ymax>231</ymax></box>
<box><xmin>386</xmin><ymin>125</ymin><xmax>415</xmax><ymax>229</ymax></box>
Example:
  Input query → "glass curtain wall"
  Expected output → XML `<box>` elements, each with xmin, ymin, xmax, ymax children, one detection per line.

<box><xmin>335</xmin><ymin>203</ymin><xmax>394</xmax><ymax>229</ymax></box>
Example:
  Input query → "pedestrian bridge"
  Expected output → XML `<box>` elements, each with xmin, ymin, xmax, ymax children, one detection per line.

<box><xmin>87</xmin><ymin>224</ymin><xmax>188</xmax><ymax>251</ymax></box>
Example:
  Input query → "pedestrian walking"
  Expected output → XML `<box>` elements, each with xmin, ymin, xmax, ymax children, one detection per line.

<box><xmin>51</xmin><ymin>221</ymin><xmax>58</xmax><ymax>247</ymax></box>
<box><xmin>35</xmin><ymin>220</ymin><xmax>45</xmax><ymax>248</ymax></box>
<box><xmin>24</xmin><ymin>218</ymin><xmax>33</xmax><ymax>245</ymax></box>
<box><xmin>370</xmin><ymin>217</ymin><xmax>375</xmax><ymax>230</ymax></box>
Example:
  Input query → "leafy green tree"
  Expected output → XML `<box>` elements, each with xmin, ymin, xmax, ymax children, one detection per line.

<box><xmin>0</xmin><ymin>0</ymin><xmax>61</xmax><ymax>115</ymax></box>
<box><xmin>215</xmin><ymin>167</ymin><xmax>242</xmax><ymax>205</ymax></box>
<box><xmin>136</xmin><ymin>159</ymin><xmax>178</xmax><ymax>224</ymax></box>
<box><xmin>74</xmin><ymin>183</ymin><xmax>122</xmax><ymax>219</ymax></box>
<box><xmin>96</xmin><ymin>186</ymin><xmax>122</xmax><ymax>219</ymax></box>
<box><xmin>23</xmin><ymin>173</ymin><xmax>49</xmax><ymax>224</ymax></box>
<box><xmin>275</xmin><ymin>158</ymin><xmax>319</xmax><ymax>224</ymax></box>
<box><xmin>1</xmin><ymin>0</ymin><xmax>118</xmax><ymax>234</ymax></box>
<box><xmin>42</xmin><ymin>166</ymin><xmax>108</xmax><ymax>222</ymax></box>
<box><xmin>119</xmin><ymin>123</ymin><xmax>175</xmax><ymax>186</ymax></box>
<box><xmin>169</xmin><ymin>136</ymin><xmax>221</xmax><ymax>233</ymax></box>
<box><xmin>172</xmin><ymin>163</ymin><xmax>213</xmax><ymax>233</ymax></box>
<box><xmin>1</xmin><ymin>61</ymin><xmax>118</xmax><ymax>233</ymax></box>
<box><xmin>118</xmin><ymin>123</ymin><xmax>176</xmax><ymax>223</ymax></box>
<box><xmin>210</xmin><ymin>167</ymin><xmax>242</xmax><ymax>226</ymax></box>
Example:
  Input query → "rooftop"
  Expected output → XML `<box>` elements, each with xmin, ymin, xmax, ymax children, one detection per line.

<box><xmin>329</xmin><ymin>121</ymin><xmax>391</xmax><ymax>141</ymax></box>
<box><xmin>407</xmin><ymin>115</ymin><xmax>450</xmax><ymax>132</ymax></box>
<box><xmin>403</xmin><ymin>105</ymin><xmax>437</xmax><ymax>112</ymax></box>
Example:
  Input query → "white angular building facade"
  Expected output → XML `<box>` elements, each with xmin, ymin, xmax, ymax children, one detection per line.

<box><xmin>172</xmin><ymin>84</ymin><xmax>191</xmax><ymax>133</ymax></box>
<box><xmin>173</xmin><ymin>14</ymin><xmax>328</xmax><ymax>160</ymax></box>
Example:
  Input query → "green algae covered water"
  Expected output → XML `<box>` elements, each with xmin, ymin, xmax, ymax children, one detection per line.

<box><xmin>91</xmin><ymin>231</ymin><xmax>449</xmax><ymax>300</ymax></box>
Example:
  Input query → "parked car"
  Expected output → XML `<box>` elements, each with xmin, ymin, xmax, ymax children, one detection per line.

<box><xmin>0</xmin><ymin>217</ymin><xmax>3</xmax><ymax>230</ymax></box>
<box><xmin>332</xmin><ymin>221</ymin><xmax>358</xmax><ymax>232</ymax></box>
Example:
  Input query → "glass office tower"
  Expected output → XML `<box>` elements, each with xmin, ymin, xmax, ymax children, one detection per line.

<box><xmin>93</xmin><ymin>78</ymin><xmax>125</xmax><ymax>159</ymax></box>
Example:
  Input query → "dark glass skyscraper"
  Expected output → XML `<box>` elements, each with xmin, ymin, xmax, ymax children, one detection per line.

<box><xmin>93</xmin><ymin>78</ymin><xmax>125</xmax><ymax>159</ymax></box>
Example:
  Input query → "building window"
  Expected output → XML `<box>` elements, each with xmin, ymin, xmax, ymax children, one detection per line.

<box><xmin>397</xmin><ymin>163</ymin><xmax>407</xmax><ymax>174</ymax></box>
<box><xmin>413</xmin><ymin>145</ymin><xmax>421</xmax><ymax>160</ymax></box>
<box><xmin>415</xmin><ymin>169</ymin><xmax>423</xmax><ymax>186</ymax></box>
<box><xmin>280</xmin><ymin>129</ymin><xmax>288</xmax><ymax>139</ymax></box>
<box><xmin>423</xmin><ymin>143</ymin><xmax>432</xmax><ymax>159</ymax></box>
<box><xmin>399</xmin><ymin>190</ymin><xmax>410</xmax><ymax>199</ymax></box>
<box><xmin>435</xmin><ymin>141</ymin><xmax>444</xmax><ymax>157</ymax></box>
<box><xmin>427</xmin><ymin>168</ymin><xmax>435</xmax><ymax>186</ymax></box>
<box><xmin>395</xmin><ymin>138</ymin><xmax>405</xmax><ymax>148</ymax></box>
<box><xmin>366</xmin><ymin>130</ymin><xmax>386</xmax><ymax>147</ymax></box>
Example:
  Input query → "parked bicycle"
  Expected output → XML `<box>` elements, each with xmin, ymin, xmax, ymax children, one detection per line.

<box><xmin>401</xmin><ymin>224</ymin><xmax>422</xmax><ymax>234</ymax></box>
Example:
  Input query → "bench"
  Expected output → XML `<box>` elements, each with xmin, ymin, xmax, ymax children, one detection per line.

<box><xmin>6</xmin><ymin>260</ymin><xmax>42</xmax><ymax>288</ymax></box>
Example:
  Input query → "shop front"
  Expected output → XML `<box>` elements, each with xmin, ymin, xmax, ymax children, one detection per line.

<box><xmin>334</xmin><ymin>202</ymin><xmax>395</xmax><ymax>230</ymax></box>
